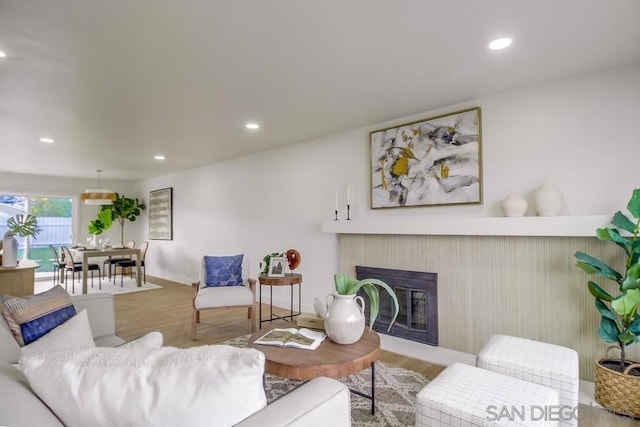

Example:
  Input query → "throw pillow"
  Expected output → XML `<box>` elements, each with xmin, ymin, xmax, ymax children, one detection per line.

<box><xmin>20</xmin><ymin>345</ymin><xmax>267</xmax><ymax>427</ymax></box>
<box><xmin>204</xmin><ymin>254</ymin><xmax>244</xmax><ymax>287</ymax></box>
<box><xmin>1</xmin><ymin>285</ymin><xmax>76</xmax><ymax>346</ymax></box>
<box><xmin>22</xmin><ymin>310</ymin><xmax>95</xmax><ymax>355</ymax></box>
<box><xmin>118</xmin><ymin>331</ymin><xmax>163</xmax><ymax>349</ymax></box>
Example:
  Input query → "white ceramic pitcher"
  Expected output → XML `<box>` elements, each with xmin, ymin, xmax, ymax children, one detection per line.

<box><xmin>324</xmin><ymin>293</ymin><xmax>366</xmax><ymax>344</ymax></box>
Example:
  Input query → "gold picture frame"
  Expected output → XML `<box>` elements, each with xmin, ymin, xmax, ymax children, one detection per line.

<box><xmin>370</xmin><ymin>107</ymin><xmax>483</xmax><ymax>209</ymax></box>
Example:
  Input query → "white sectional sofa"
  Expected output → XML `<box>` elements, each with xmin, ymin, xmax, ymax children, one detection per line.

<box><xmin>0</xmin><ymin>292</ymin><xmax>351</xmax><ymax>426</ymax></box>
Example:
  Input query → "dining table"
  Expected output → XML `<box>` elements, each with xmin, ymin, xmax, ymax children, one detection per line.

<box><xmin>68</xmin><ymin>247</ymin><xmax>142</xmax><ymax>294</ymax></box>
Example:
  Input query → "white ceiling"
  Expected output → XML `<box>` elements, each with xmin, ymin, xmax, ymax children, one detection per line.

<box><xmin>1</xmin><ymin>0</ymin><xmax>639</xmax><ymax>181</ymax></box>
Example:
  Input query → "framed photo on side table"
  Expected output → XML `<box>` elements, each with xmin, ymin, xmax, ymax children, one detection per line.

<box><xmin>268</xmin><ymin>256</ymin><xmax>286</xmax><ymax>277</ymax></box>
<box><xmin>148</xmin><ymin>187</ymin><xmax>173</xmax><ymax>240</ymax></box>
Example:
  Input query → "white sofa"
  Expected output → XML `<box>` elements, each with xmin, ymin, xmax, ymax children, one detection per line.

<box><xmin>0</xmin><ymin>292</ymin><xmax>351</xmax><ymax>427</ymax></box>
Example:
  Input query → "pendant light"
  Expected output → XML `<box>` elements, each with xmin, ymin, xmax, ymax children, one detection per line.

<box><xmin>81</xmin><ymin>169</ymin><xmax>116</xmax><ymax>205</ymax></box>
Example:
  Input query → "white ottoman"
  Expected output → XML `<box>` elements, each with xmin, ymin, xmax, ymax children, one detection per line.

<box><xmin>415</xmin><ymin>363</ymin><xmax>559</xmax><ymax>426</ymax></box>
<box><xmin>477</xmin><ymin>335</ymin><xmax>579</xmax><ymax>426</ymax></box>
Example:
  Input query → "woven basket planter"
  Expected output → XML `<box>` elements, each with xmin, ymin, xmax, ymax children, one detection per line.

<box><xmin>594</xmin><ymin>357</ymin><xmax>640</xmax><ymax>418</ymax></box>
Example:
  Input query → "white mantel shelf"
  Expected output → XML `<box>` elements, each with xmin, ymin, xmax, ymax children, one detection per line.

<box><xmin>321</xmin><ymin>215</ymin><xmax>611</xmax><ymax>237</ymax></box>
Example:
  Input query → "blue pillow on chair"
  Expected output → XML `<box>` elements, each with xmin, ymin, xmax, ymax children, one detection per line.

<box><xmin>204</xmin><ymin>254</ymin><xmax>244</xmax><ymax>287</ymax></box>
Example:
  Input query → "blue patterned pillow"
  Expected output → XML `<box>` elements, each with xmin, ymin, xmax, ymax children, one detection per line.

<box><xmin>0</xmin><ymin>285</ymin><xmax>76</xmax><ymax>346</ymax></box>
<box><xmin>204</xmin><ymin>254</ymin><xmax>244</xmax><ymax>287</ymax></box>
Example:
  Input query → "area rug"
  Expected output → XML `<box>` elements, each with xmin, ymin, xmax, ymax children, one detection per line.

<box><xmin>223</xmin><ymin>335</ymin><xmax>430</xmax><ymax>427</ymax></box>
<box><xmin>34</xmin><ymin>277</ymin><xmax>161</xmax><ymax>296</ymax></box>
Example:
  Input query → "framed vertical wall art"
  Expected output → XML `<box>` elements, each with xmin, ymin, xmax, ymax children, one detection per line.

<box><xmin>370</xmin><ymin>107</ymin><xmax>483</xmax><ymax>209</ymax></box>
<box><xmin>148</xmin><ymin>187</ymin><xmax>173</xmax><ymax>240</ymax></box>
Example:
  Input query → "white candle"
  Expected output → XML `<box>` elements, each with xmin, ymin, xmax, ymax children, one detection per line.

<box><xmin>347</xmin><ymin>184</ymin><xmax>351</xmax><ymax>204</ymax></box>
<box><xmin>335</xmin><ymin>192</ymin><xmax>338</xmax><ymax>210</ymax></box>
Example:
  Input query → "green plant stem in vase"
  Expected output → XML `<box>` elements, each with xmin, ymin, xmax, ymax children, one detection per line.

<box><xmin>324</xmin><ymin>273</ymin><xmax>400</xmax><ymax>345</ymax></box>
<box><xmin>6</xmin><ymin>214</ymin><xmax>41</xmax><ymax>239</ymax></box>
<box><xmin>333</xmin><ymin>273</ymin><xmax>400</xmax><ymax>331</ymax></box>
<box><xmin>3</xmin><ymin>214</ymin><xmax>41</xmax><ymax>267</ymax></box>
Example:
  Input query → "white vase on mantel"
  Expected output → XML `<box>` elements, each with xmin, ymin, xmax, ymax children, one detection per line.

<box><xmin>533</xmin><ymin>185</ymin><xmax>563</xmax><ymax>216</ymax></box>
<box><xmin>501</xmin><ymin>195</ymin><xmax>528</xmax><ymax>217</ymax></box>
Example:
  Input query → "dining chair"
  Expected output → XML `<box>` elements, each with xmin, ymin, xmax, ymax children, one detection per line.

<box><xmin>49</xmin><ymin>245</ymin><xmax>81</xmax><ymax>289</ymax></box>
<box><xmin>115</xmin><ymin>241</ymin><xmax>148</xmax><ymax>287</ymax></box>
<box><xmin>191</xmin><ymin>254</ymin><xmax>256</xmax><ymax>339</ymax></box>
<box><xmin>61</xmin><ymin>246</ymin><xmax>102</xmax><ymax>292</ymax></box>
<box><xmin>103</xmin><ymin>240</ymin><xmax>135</xmax><ymax>281</ymax></box>
<box><xmin>49</xmin><ymin>245</ymin><xmax>66</xmax><ymax>286</ymax></box>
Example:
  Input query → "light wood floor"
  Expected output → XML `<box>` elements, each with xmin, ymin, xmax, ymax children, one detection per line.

<box><xmin>114</xmin><ymin>279</ymin><xmax>638</xmax><ymax>426</ymax></box>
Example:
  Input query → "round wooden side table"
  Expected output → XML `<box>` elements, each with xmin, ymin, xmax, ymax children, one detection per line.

<box><xmin>258</xmin><ymin>273</ymin><xmax>302</xmax><ymax>329</ymax></box>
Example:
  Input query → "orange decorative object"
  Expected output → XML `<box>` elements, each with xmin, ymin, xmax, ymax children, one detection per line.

<box><xmin>285</xmin><ymin>249</ymin><xmax>301</xmax><ymax>271</ymax></box>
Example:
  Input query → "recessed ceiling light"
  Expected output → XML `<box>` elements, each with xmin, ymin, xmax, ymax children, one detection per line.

<box><xmin>154</xmin><ymin>155</ymin><xmax>165</xmax><ymax>160</ymax></box>
<box><xmin>0</xmin><ymin>51</ymin><xmax>6</xmax><ymax>58</ymax></box>
<box><xmin>245</xmin><ymin>123</ymin><xmax>260</xmax><ymax>130</ymax></box>
<box><xmin>489</xmin><ymin>37</ymin><xmax>512</xmax><ymax>50</ymax></box>
<box><xmin>39</xmin><ymin>137</ymin><xmax>54</xmax><ymax>143</ymax></box>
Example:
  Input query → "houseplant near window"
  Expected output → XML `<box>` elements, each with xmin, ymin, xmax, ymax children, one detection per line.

<box><xmin>323</xmin><ymin>273</ymin><xmax>399</xmax><ymax>344</ymax></box>
<box><xmin>574</xmin><ymin>188</ymin><xmax>640</xmax><ymax>417</ymax></box>
<box><xmin>2</xmin><ymin>214</ymin><xmax>41</xmax><ymax>267</ymax></box>
<box><xmin>88</xmin><ymin>193</ymin><xmax>145</xmax><ymax>245</ymax></box>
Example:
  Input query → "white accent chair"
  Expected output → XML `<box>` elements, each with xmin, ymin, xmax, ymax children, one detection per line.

<box><xmin>191</xmin><ymin>256</ymin><xmax>257</xmax><ymax>339</ymax></box>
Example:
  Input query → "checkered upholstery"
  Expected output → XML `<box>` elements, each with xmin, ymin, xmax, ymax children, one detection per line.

<box><xmin>477</xmin><ymin>335</ymin><xmax>579</xmax><ymax>426</ymax></box>
<box><xmin>416</xmin><ymin>363</ymin><xmax>560</xmax><ymax>426</ymax></box>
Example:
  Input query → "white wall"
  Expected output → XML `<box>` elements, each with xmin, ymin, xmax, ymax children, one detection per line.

<box><xmin>0</xmin><ymin>172</ymin><xmax>139</xmax><ymax>247</ymax></box>
<box><xmin>135</xmin><ymin>63</ymin><xmax>640</xmax><ymax>312</ymax></box>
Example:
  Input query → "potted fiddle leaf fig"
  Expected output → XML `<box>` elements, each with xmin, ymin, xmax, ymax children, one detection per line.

<box><xmin>574</xmin><ymin>188</ymin><xmax>640</xmax><ymax>417</ymax></box>
<box><xmin>88</xmin><ymin>209</ymin><xmax>113</xmax><ymax>235</ymax></box>
<box><xmin>322</xmin><ymin>273</ymin><xmax>399</xmax><ymax>344</ymax></box>
<box><xmin>88</xmin><ymin>193</ymin><xmax>145</xmax><ymax>245</ymax></box>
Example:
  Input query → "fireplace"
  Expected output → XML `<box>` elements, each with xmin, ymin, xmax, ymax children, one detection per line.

<box><xmin>356</xmin><ymin>266</ymin><xmax>438</xmax><ymax>346</ymax></box>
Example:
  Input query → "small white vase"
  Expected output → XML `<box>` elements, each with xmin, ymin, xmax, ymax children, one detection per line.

<box><xmin>324</xmin><ymin>293</ymin><xmax>366</xmax><ymax>344</ymax></box>
<box><xmin>501</xmin><ymin>195</ymin><xmax>527</xmax><ymax>217</ymax></box>
<box><xmin>2</xmin><ymin>234</ymin><xmax>18</xmax><ymax>267</ymax></box>
<box><xmin>533</xmin><ymin>185</ymin><xmax>563</xmax><ymax>216</ymax></box>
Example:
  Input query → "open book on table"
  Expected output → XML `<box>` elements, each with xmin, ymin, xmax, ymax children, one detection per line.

<box><xmin>254</xmin><ymin>328</ymin><xmax>326</xmax><ymax>350</ymax></box>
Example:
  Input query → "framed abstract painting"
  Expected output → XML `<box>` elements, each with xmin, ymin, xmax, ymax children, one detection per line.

<box><xmin>369</xmin><ymin>107</ymin><xmax>483</xmax><ymax>209</ymax></box>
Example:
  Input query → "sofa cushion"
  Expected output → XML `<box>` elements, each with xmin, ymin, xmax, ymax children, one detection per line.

<box><xmin>22</xmin><ymin>310</ymin><xmax>95</xmax><ymax>355</ymax></box>
<box><xmin>1</xmin><ymin>285</ymin><xmax>76</xmax><ymax>346</ymax></box>
<box><xmin>20</xmin><ymin>345</ymin><xmax>267</xmax><ymax>427</ymax></box>
<box><xmin>0</xmin><ymin>317</ymin><xmax>21</xmax><ymax>364</ymax></box>
<box><xmin>204</xmin><ymin>254</ymin><xmax>244</xmax><ymax>287</ymax></box>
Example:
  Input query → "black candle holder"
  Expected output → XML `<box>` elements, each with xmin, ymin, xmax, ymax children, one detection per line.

<box><xmin>334</xmin><ymin>209</ymin><xmax>338</xmax><ymax>221</ymax></box>
<box><xmin>346</xmin><ymin>204</ymin><xmax>351</xmax><ymax>220</ymax></box>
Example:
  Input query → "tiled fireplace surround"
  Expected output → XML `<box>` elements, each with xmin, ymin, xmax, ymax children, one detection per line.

<box><xmin>324</xmin><ymin>216</ymin><xmax>640</xmax><ymax>382</ymax></box>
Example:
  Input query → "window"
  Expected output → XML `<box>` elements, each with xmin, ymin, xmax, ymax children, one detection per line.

<box><xmin>0</xmin><ymin>195</ymin><xmax>73</xmax><ymax>274</ymax></box>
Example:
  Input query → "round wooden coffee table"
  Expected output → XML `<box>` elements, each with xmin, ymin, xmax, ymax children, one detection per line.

<box><xmin>249</xmin><ymin>327</ymin><xmax>380</xmax><ymax>413</ymax></box>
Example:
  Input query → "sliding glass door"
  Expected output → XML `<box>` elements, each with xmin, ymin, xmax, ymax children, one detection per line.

<box><xmin>0</xmin><ymin>195</ymin><xmax>73</xmax><ymax>273</ymax></box>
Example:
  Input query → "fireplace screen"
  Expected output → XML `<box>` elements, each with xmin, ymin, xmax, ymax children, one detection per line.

<box><xmin>356</xmin><ymin>266</ymin><xmax>438</xmax><ymax>346</ymax></box>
